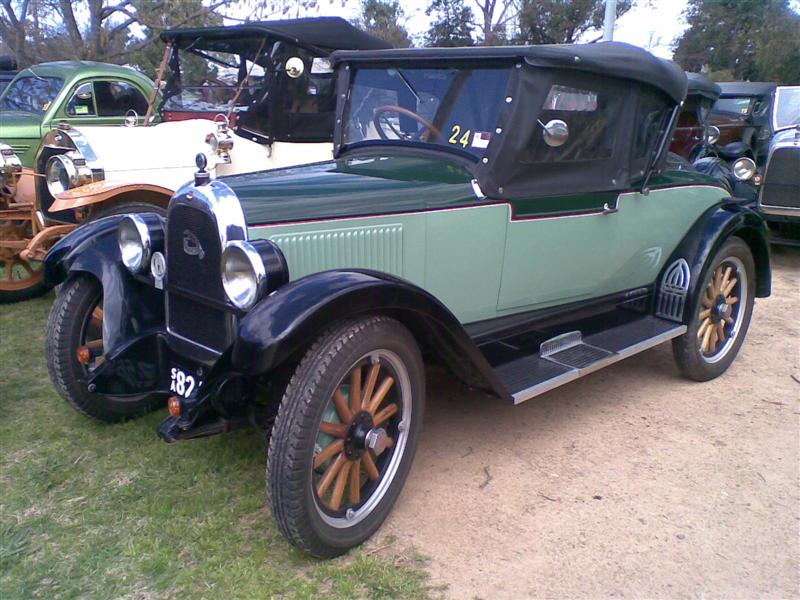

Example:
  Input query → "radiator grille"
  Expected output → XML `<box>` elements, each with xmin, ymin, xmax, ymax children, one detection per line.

<box><xmin>761</xmin><ymin>147</ymin><xmax>800</xmax><ymax>209</ymax></box>
<box><xmin>165</xmin><ymin>203</ymin><xmax>230</xmax><ymax>352</ymax></box>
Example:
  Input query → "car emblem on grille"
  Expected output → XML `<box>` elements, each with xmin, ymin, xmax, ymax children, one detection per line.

<box><xmin>182</xmin><ymin>230</ymin><xmax>205</xmax><ymax>260</ymax></box>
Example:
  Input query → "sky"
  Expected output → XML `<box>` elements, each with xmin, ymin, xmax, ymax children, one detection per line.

<box><xmin>227</xmin><ymin>0</ymin><xmax>692</xmax><ymax>59</ymax></box>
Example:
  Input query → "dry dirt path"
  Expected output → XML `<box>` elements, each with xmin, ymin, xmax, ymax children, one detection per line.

<box><xmin>368</xmin><ymin>247</ymin><xmax>800</xmax><ymax>599</ymax></box>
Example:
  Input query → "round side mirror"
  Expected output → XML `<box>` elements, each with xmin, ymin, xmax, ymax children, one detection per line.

<box><xmin>542</xmin><ymin>119</ymin><xmax>569</xmax><ymax>147</ymax></box>
<box><xmin>704</xmin><ymin>125</ymin><xmax>720</xmax><ymax>146</ymax></box>
<box><xmin>285</xmin><ymin>57</ymin><xmax>305</xmax><ymax>79</ymax></box>
<box><xmin>124</xmin><ymin>110</ymin><xmax>138</xmax><ymax>127</ymax></box>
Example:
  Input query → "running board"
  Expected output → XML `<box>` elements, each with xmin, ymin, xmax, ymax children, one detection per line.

<box><xmin>491</xmin><ymin>316</ymin><xmax>686</xmax><ymax>404</ymax></box>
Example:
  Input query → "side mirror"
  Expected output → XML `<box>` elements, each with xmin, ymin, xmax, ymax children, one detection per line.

<box><xmin>285</xmin><ymin>57</ymin><xmax>305</xmax><ymax>79</ymax></box>
<box><xmin>541</xmin><ymin>119</ymin><xmax>569</xmax><ymax>147</ymax></box>
<box><xmin>704</xmin><ymin>125</ymin><xmax>720</xmax><ymax>146</ymax></box>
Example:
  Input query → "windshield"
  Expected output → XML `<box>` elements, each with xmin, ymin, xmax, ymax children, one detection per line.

<box><xmin>774</xmin><ymin>87</ymin><xmax>800</xmax><ymax>130</ymax></box>
<box><xmin>342</xmin><ymin>66</ymin><xmax>511</xmax><ymax>158</ymax></box>
<box><xmin>713</xmin><ymin>96</ymin><xmax>754</xmax><ymax>116</ymax></box>
<box><xmin>0</xmin><ymin>74</ymin><xmax>64</xmax><ymax>114</ymax></box>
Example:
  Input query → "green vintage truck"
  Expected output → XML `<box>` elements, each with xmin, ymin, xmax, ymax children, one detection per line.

<box><xmin>44</xmin><ymin>42</ymin><xmax>770</xmax><ymax>558</ymax></box>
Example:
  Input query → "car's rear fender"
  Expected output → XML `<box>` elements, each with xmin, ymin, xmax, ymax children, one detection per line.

<box><xmin>658</xmin><ymin>200</ymin><xmax>771</xmax><ymax>325</ymax></box>
<box><xmin>231</xmin><ymin>269</ymin><xmax>509</xmax><ymax>400</ymax></box>
<box><xmin>44</xmin><ymin>213</ymin><xmax>165</xmax><ymax>354</ymax></box>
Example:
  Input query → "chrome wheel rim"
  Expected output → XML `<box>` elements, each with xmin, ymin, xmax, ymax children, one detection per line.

<box><xmin>311</xmin><ymin>349</ymin><xmax>411</xmax><ymax>528</ymax></box>
<box><xmin>697</xmin><ymin>256</ymin><xmax>747</xmax><ymax>364</ymax></box>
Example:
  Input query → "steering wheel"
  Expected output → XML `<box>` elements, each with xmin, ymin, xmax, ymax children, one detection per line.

<box><xmin>372</xmin><ymin>105</ymin><xmax>441</xmax><ymax>142</ymax></box>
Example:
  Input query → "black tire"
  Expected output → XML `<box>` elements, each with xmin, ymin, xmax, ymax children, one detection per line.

<box><xmin>92</xmin><ymin>201</ymin><xmax>166</xmax><ymax>220</ymax></box>
<box><xmin>672</xmin><ymin>236</ymin><xmax>756</xmax><ymax>381</ymax></box>
<box><xmin>267</xmin><ymin>316</ymin><xmax>425</xmax><ymax>558</ymax></box>
<box><xmin>45</xmin><ymin>274</ymin><xmax>163</xmax><ymax>422</ymax></box>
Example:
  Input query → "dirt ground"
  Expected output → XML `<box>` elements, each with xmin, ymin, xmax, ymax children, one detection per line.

<box><xmin>369</xmin><ymin>246</ymin><xmax>800</xmax><ymax>599</ymax></box>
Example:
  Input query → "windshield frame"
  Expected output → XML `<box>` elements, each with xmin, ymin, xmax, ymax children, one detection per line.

<box><xmin>0</xmin><ymin>71</ymin><xmax>64</xmax><ymax>115</ymax></box>
<box><xmin>773</xmin><ymin>86</ymin><xmax>800</xmax><ymax>132</ymax></box>
<box><xmin>335</xmin><ymin>61</ymin><xmax>516</xmax><ymax>163</ymax></box>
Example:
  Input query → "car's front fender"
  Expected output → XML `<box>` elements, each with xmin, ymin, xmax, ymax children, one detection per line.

<box><xmin>44</xmin><ymin>214</ymin><xmax>164</xmax><ymax>354</ymax></box>
<box><xmin>230</xmin><ymin>269</ymin><xmax>509</xmax><ymax>400</ymax></box>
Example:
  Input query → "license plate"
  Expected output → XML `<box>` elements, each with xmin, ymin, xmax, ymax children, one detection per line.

<box><xmin>169</xmin><ymin>365</ymin><xmax>203</xmax><ymax>398</ymax></box>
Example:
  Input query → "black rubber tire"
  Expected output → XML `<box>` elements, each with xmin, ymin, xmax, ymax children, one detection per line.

<box><xmin>45</xmin><ymin>274</ymin><xmax>163</xmax><ymax>422</ymax></box>
<box><xmin>672</xmin><ymin>236</ymin><xmax>756</xmax><ymax>381</ymax></box>
<box><xmin>267</xmin><ymin>316</ymin><xmax>425</xmax><ymax>558</ymax></box>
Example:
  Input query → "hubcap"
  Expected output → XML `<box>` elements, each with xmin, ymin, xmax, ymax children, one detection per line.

<box><xmin>312</xmin><ymin>350</ymin><xmax>411</xmax><ymax>528</ymax></box>
<box><xmin>696</xmin><ymin>258</ymin><xmax>747</xmax><ymax>363</ymax></box>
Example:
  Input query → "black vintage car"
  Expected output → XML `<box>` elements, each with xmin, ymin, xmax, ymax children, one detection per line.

<box><xmin>709</xmin><ymin>81</ymin><xmax>779</xmax><ymax>163</ymax></box>
<box><xmin>43</xmin><ymin>42</ymin><xmax>771</xmax><ymax>558</ymax></box>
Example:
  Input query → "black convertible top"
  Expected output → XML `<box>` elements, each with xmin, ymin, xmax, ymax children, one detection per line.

<box><xmin>332</xmin><ymin>42</ymin><xmax>687</xmax><ymax>103</ymax></box>
<box><xmin>161</xmin><ymin>17</ymin><xmax>391</xmax><ymax>54</ymax></box>
<box><xmin>718</xmin><ymin>81</ymin><xmax>777</xmax><ymax>97</ymax></box>
<box><xmin>686</xmin><ymin>72</ymin><xmax>721</xmax><ymax>100</ymax></box>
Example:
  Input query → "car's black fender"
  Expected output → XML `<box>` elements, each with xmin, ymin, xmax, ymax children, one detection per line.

<box><xmin>659</xmin><ymin>199</ymin><xmax>770</xmax><ymax>324</ymax></box>
<box><xmin>230</xmin><ymin>269</ymin><xmax>509</xmax><ymax>400</ymax></box>
<box><xmin>44</xmin><ymin>214</ymin><xmax>165</xmax><ymax>354</ymax></box>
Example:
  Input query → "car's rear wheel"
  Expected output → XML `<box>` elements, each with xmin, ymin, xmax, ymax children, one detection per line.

<box><xmin>672</xmin><ymin>236</ymin><xmax>755</xmax><ymax>381</ymax></box>
<box><xmin>46</xmin><ymin>274</ymin><xmax>163</xmax><ymax>422</ymax></box>
<box><xmin>267</xmin><ymin>316</ymin><xmax>424</xmax><ymax>558</ymax></box>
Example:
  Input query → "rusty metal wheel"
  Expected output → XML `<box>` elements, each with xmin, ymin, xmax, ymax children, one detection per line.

<box><xmin>268</xmin><ymin>316</ymin><xmax>424</xmax><ymax>558</ymax></box>
<box><xmin>0</xmin><ymin>219</ymin><xmax>47</xmax><ymax>303</ymax></box>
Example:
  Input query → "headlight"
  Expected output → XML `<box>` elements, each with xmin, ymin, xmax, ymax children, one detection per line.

<box><xmin>118</xmin><ymin>214</ymin><xmax>152</xmax><ymax>273</ymax></box>
<box><xmin>732</xmin><ymin>157</ymin><xmax>757</xmax><ymax>181</ymax></box>
<box><xmin>0</xmin><ymin>144</ymin><xmax>22</xmax><ymax>187</ymax></box>
<box><xmin>205</xmin><ymin>119</ymin><xmax>234</xmax><ymax>163</ymax></box>
<box><xmin>45</xmin><ymin>151</ymin><xmax>92</xmax><ymax>196</ymax></box>
<box><xmin>221</xmin><ymin>241</ymin><xmax>266</xmax><ymax>310</ymax></box>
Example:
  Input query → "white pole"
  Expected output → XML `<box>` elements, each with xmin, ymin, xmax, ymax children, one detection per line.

<box><xmin>603</xmin><ymin>0</ymin><xmax>617</xmax><ymax>41</ymax></box>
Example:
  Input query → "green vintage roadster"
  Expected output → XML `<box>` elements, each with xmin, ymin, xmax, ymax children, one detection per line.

<box><xmin>43</xmin><ymin>42</ymin><xmax>770</xmax><ymax>557</ymax></box>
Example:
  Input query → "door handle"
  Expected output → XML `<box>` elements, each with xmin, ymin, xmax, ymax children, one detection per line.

<box><xmin>602</xmin><ymin>202</ymin><xmax>618</xmax><ymax>215</ymax></box>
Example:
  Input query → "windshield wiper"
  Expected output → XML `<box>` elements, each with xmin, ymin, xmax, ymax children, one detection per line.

<box><xmin>392</xmin><ymin>68</ymin><xmax>419</xmax><ymax>103</ymax></box>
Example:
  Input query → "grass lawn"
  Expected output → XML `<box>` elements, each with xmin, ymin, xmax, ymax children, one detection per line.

<box><xmin>0</xmin><ymin>295</ymin><xmax>434</xmax><ymax>599</ymax></box>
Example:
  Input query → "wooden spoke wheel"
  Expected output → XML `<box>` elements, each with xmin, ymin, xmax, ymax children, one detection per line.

<box><xmin>0</xmin><ymin>219</ymin><xmax>45</xmax><ymax>301</ymax></box>
<box><xmin>312</xmin><ymin>350</ymin><xmax>409</xmax><ymax>523</ymax></box>
<box><xmin>267</xmin><ymin>316</ymin><xmax>425</xmax><ymax>558</ymax></box>
<box><xmin>672</xmin><ymin>236</ymin><xmax>755</xmax><ymax>382</ymax></box>
<box><xmin>695</xmin><ymin>256</ymin><xmax>747</xmax><ymax>363</ymax></box>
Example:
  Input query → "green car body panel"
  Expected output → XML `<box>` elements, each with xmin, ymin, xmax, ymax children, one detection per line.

<box><xmin>235</xmin><ymin>154</ymin><xmax>727</xmax><ymax>324</ymax></box>
<box><xmin>0</xmin><ymin>61</ymin><xmax>154</xmax><ymax>168</ymax></box>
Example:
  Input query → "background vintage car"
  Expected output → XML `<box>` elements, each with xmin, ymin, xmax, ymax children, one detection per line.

<box><xmin>0</xmin><ymin>56</ymin><xmax>17</xmax><ymax>94</ymax></box>
<box><xmin>709</xmin><ymin>81</ymin><xmax>778</xmax><ymax>163</ymax></box>
<box><xmin>43</xmin><ymin>42</ymin><xmax>770</xmax><ymax>560</ymax></box>
<box><xmin>0</xmin><ymin>18</ymin><xmax>389</xmax><ymax>303</ymax></box>
<box><xmin>670</xmin><ymin>72</ymin><xmax>721</xmax><ymax>160</ymax></box>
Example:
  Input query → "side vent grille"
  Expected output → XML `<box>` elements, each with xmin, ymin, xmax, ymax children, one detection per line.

<box><xmin>656</xmin><ymin>258</ymin><xmax>690</xmax><ymax>322</ymax></box>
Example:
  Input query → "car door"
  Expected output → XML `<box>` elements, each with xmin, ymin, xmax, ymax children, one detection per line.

<box><xmin>51</xmin><ymin>78</ymin><xmax>149</xmax><ymax>130</ymax></box>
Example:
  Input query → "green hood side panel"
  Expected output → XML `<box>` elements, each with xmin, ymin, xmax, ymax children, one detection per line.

<box><xmin>0</xmin><ymin>111</ymin><xmax>42</xmax><ymax>167</ymax></box>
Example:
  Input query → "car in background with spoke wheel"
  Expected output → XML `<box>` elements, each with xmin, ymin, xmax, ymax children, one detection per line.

<box><xmin>43</xmin><ymin>42</ymin><xmax>771</xmax><ymax>558</ymax></box>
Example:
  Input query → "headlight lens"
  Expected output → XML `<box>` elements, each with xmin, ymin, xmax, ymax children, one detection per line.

<box><xmin>732</xmin><ymin>157</ymin><xmax>757</xmax><ymax>181</ymax></box>
<box><xmin>118</xmin><ymin>214</ymin><xmax>151</xmax><ymax>273</ymax></box>
<box><xmin>221</xmin><ymin>241</ymin><xmax>266</xmax><ymax>310</ymax></box>
<box><xmin>45</xmin><ymin>151</ymin><xmax>92</xmax><ymax>196</ymax></box>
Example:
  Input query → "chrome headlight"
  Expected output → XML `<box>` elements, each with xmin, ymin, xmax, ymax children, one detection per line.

<box><xmin>118</xmin><ymin>214</ymin><xmax>152</xmax><ymax>273</ymax></box>
<box><xmin>732</xmin><ymin>157</ymin><xmax>757</xmax><ymax>181</ymax></box>
<box><xmin>205</xmin><ymin>119</ymin><xmax>234</xmax><ymax>163</ymax></box>
<box><xmin>221</xmin><ymin>240</ymin><xmax>266</xmax><ymax>310</ymax></box>
<box><xmin>45</xmin><ymin>151</ymin><xmax>92</xmax><ymax>196</ymax></box>
<box><xmin>0</xmin><ymin>144</ymin><xmax>22</xmax><ymax>187</ymax></box>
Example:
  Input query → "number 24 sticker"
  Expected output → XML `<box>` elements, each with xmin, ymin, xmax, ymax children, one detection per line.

<box><xmin>449</xmin><ymin>125</ymin><xmax>472</xmax><ymax>149</ymax></box>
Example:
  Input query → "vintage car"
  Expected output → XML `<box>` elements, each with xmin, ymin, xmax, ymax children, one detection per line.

<box><xmin>43</xmin><ymin>43</ymin><xmax>771</xmax><ymax>558</ymax></box>
<box><xmin>0</xmin><ymin>18</ymin><xmax>388</xmax><ymax>303</ymax></box>
<box><xmin>0</xmin><ymin>56</ymin><xmax>17</xmax><ymax>94</ymax></box>
<box><xmin>670</xmin><ymin>72</ymin><xmax>721</xmax><ymax>161</ymax></box>
<box><xmin>709</xmin><ymin>81</ymin><xmax>778</xmax><ymax>163</ymax></box>
<box><xmin>757</xmin><ymin>85</ymin><xmax>800</xmax><ymax>244</ymax></box>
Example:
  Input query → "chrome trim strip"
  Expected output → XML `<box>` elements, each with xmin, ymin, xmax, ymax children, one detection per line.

<box><xmin>512</xmin><ymin>324</ymin><xmax>687</xmax><ymax>404</ymax></box>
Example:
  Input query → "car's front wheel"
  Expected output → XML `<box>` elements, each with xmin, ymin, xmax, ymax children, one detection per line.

<box><xmin>267</xmin><ymin>316</ymin><xmax>425</xmax><ymax>558</ymax></box>
<box><xmin>672</xmin><ymin>236</ymin><xmax>756</xmax><ymax>381</ymax></box>
<box><xmin>46</xmin><ymin>274</ymin><xmax>164</xmax><ymax>422</ymax></box>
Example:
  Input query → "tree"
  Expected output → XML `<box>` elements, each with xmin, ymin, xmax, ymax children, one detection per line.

<box><xmin>0</xmin><ymin>0</ymin><xmax>230</xmax><ymax>68</ymax></box>
<box><xmin>673</xmin><ymin>0</ymin><xmax>800</xmax><ymax>83</ymax></box>
<box><xmin>471</xmin><ymin>0</ymin><xmax>516</xmax><ymax>45</ymax></box>
<box><xmin>516</xmin><ymin>0</ymin><xmax>632</xmax><ymax>45</ymax></box>
<box><xmin>354</xmin><ymin>0</ymin><xmax>412</xmax><ymax>48</ymax></box>
<box><xmin>425</xmin><ymin>0</ymin><xmax>475</xmax><ymax>47</ymax></box>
